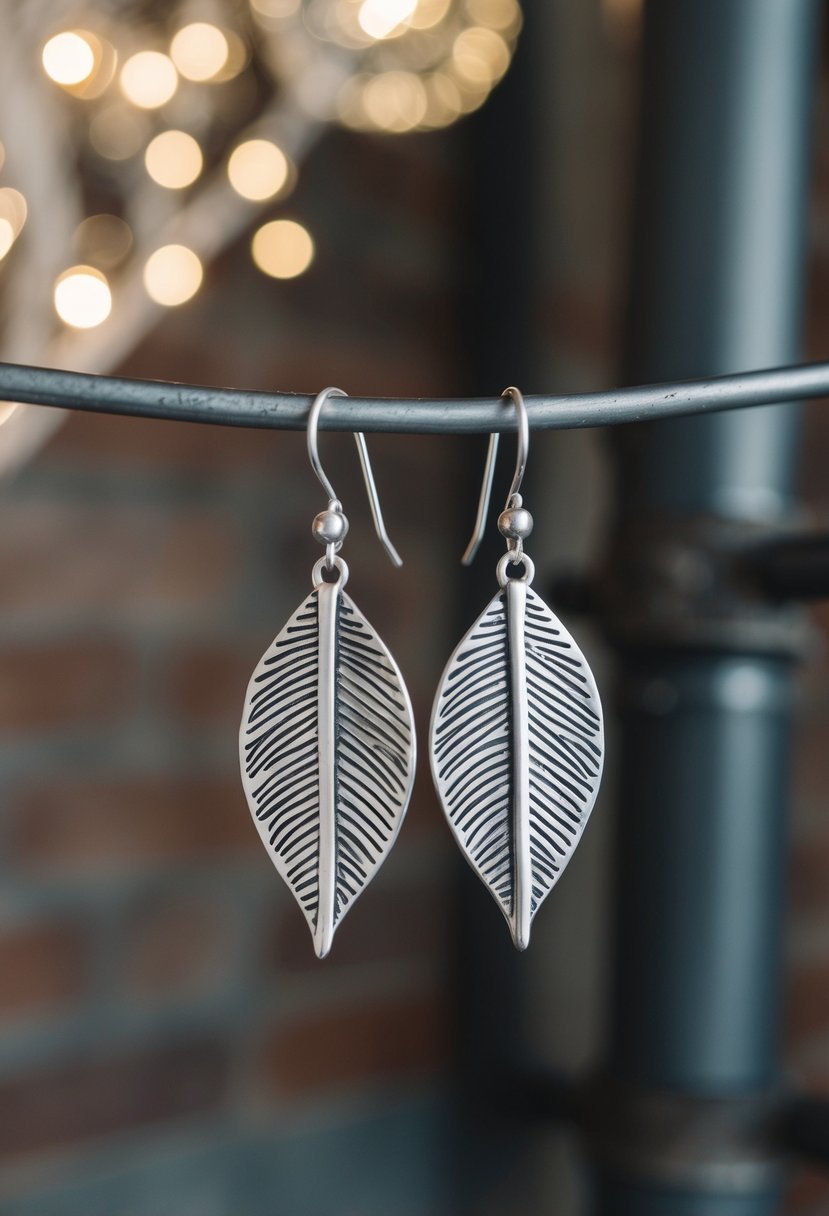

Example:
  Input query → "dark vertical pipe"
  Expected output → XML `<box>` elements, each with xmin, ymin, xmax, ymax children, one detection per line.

<box><xmin>451</xmin><ymin>3</ymin><xmax>540</xmax><ymax>1210</ymax></box>
<box><xmin>595</xmin><ymin>1</ymin><xmax>820</xmax><ymax>1212</ymax></box>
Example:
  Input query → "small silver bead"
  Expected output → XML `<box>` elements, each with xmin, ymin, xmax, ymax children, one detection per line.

<box><xmin>312</xmin><ymin>509</ymin><xmax>349</xmax><ymax>546</ymax></box>
<box><xmin>498</xmin><ymin>506</ymin><xmax>534</xmax><ymax>540</ymax></box>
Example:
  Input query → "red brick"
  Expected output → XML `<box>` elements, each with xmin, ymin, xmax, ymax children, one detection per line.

<box><xmin>0</xmin><ymin>923</ymin><xmax>87</xmax><ymax>1018</ymax></box>
<box><xmin>47</xmin><ymin>409</ymin><xmax>307</xmax><ymax>475</ymax></box>
<box><xmin>785</xmin><ymin>1168</ymin><xmax>829</xmax><ymax>1213</ymax></box>
<box><xmin>338</xmin><ymin>130</ymin><xmax>455</xmax><ymax>227</ymax></box>
<box><xmin>0</xmin><ymin>640</ymin><xmax>137</xmax><ymax>733</ymax></box>
<box><xmin>167</xmin><ymin>644</ymin><xmax>253</xmax><ymax>728</ymax></box>
<box><xmin>263</xmin><ymin>993</ymin><xmax>447</xmax><ymax>1097</ymax></box>
<box><xmin>0</xmin><ymin>1038</ymin><xmax>228</xmax><ymax>1158</ymax></box>
<box><xmin>799</xmin><ymin>401</ymin><xmax>829</xmax><ymax>504</ymax></box>
<box><xmin>124</xmin><ymin>893</ymin><xmax>233</xmax><ymax>1000</ymax></box>
<box><xmin>117</xmin><ymin>325</ymin><xmax>459</xmax><ymax>416</ymax></box>
<box><xmin>274</xmin><ymin>880</ymin><xmax>445</xmax><ymax>972</ymax></box>
<box><xmin>12</xmin><ymin>776</ymin><xmax>255</xmax><ymax>872</ymax></box>
<box><xmin>0</xmin><ymin>504</ymin><xmax>240</xmax><ymax>626</ymax></box>
<box><xmin>789</xmin><ymin>833</ymin><xmax>829</xmax><ymax>917</ymax></box>
<box><xmin>542</xmin><ymin>284</ymin><xmax>615</xmax><ymax>360</ymax></box>
<box><xmin>786</xmin><ymin>958</ymin><xmax>829</xmax><ymax>1043</ymax></box>
<box><xmin>250</xmin><ymin>337</ymin><xmax>458</xmax><ymax>402</ymax></box>
<box><xmin>791</xmin><ymin>711</ymin><xmax>829</xmax><ymax>830</ymax></box>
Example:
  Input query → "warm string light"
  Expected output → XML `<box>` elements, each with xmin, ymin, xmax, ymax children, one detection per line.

<box><xmin>358</xmin><ymin>0</ymin><xmax>418</xmax><ymax>40</ymax></box>
<box><xmin>252</xmin><ymin>219</ymin><xmax>314</xmax><ymax>278</ymax></box>
<box><xmin>42</xmin><ymin>30</ymin><xmax>117</xmax><ymax>99</ymax></box>
<box><xmin>42</xmin><ymin>31</ymin><xmax>97</xmax><ymax>85</ymax></box>
<box><xmin>327</xmin><ymin>0</ymin><xmax>522</xmax><ymax>131</ymax></box>
<box><xmin>170</xmin><ymin>23</ymin><xmax>230</xmax><ymax>81</ymax></box>
<box><xmin>17</xmin><ymin>3</ymin><xmax>521</xmax><ymax>331</ymax></box>
<box><xmin>143</xmin><ymin>244</ymin><xmax>203</xmax><ymax>306</ymax></box>
<box><xmin>120</xmin><ymin>51</ymin><xmax>178</xmax><ymax>109</ymax></box>
<box><xmin>0</xmin><ymin>188</ymin><xmax>27</xmax><ymax>263</ymax></box>
<box><xmin>228</xmin><ymin>139</ymin><xmax>291</xmax><ymax>200</ymax></box>
<box><xmin>53</xmin><ymin>266</ymin><xmax>112</xmax><ymax>328</ymax></box>
<box><xmin>145</xmin><ymin>130</ymin><xmax>203</xmax><ymax>189</ymax></box>
<box><xmin>0</xmin><ymin>222</ymin><xmax>15</xmax><ymax>261</ymax></box>
<box><xmin>0</xmin><ymin>188</ymin><xmax>27</xmax><ymax>236</ymax></box>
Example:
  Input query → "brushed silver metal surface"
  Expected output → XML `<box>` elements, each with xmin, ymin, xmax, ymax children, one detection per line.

<box><xmin>315</xmin><ymin>576</ymin><xmax>339</xmax><ymax>959</ymax></box>
<box><xmin>432</xmin><ymin>385</ymin><xmax>604</xmax><ymax>949</ymax></box>
<box><xmin>239</xmin><ymin>388</ymin><xmax>413</xmax><ymax>957</ymax></box>
<box><xmin>430</xmin><ymin>581</ymin><xmax>604</xmax><ymax>949</ymax></box>
<box><xmin>240</xmin><ymin>571</ymin><xmax>416</xmax><ymax>958</ymax></box>
<box><xmin>508</xmin><ymin>578</ymin><xmax>531</xmax><ymax>949</ymax></box>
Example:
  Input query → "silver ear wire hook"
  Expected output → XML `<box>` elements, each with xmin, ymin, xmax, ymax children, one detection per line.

<box><xmin>307</xmin><ymin>387</ymin><xmax>402</xmax><ymax>567</ymax></box>
<box><xmin>461</xmin><ymin>386</ymin><xmax>529</xmax><ymax>565</ymax></box>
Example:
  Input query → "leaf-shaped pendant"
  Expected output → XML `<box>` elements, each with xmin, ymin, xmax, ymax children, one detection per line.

<box><xmin>430</xmin><ymin>578</ymin><xmax>603</xmax><ymax>950</ymax></box>
<box><xmin>240</xmin><ymin>566</ymin><xmax>416</xmax><ymax>958</ymax></box>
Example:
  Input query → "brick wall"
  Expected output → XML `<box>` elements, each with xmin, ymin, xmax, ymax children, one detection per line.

<box><xmin>0</xmin><ymin>130</ymin><xmax>461</xmax><ymax>1215</ymax></box>
<box><xmin>3</xmin><ymin>6</ymin><xmax>829</xmax><ymax>1213</ymax></box>
<box><xmin>780</xmin><ymin>70</ymin><xmax>829</xmax><ymax>1212</ymax></box>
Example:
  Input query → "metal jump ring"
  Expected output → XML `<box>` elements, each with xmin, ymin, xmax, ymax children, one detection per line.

<box><xmin>496</xmin><ymin>551</ymin><xmax>535</xmax><ymax>586</ymax></box>
<box><xmin>312</xmin><ymin>554</ymin><xmax>350</xmax><ymax>588</ymax></box>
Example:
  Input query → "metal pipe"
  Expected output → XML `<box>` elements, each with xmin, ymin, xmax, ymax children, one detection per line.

<box><xmin>596</xmin><ymin>0</ymin><xmax>820</xmax><ymax>1211</ymax></box>
<box><xmin>450</xmin><ymin>2</ymin><xmax>539</xmax><ymax>1207</ymax></box>
<box><xmin>4</xmin><ymin>357</ymin><xmax>829</xmax><ymax>433</ymax></box>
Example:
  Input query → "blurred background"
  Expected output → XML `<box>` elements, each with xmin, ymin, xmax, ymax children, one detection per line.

<box><xmin>0</xmin><ymin>0</ymin><xmax>828</xmax><ymax>1213</ymax></box>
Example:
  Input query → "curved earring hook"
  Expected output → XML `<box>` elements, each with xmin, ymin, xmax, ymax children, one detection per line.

<box><xmin>461</xmin><ymin>385</ymin><xmax>529</xmax><ymax>566</ymax></box>
<box><xmin>307</xmin><ymin>387</ymin><xmax>402</xmax><ymax>567</ymax></box>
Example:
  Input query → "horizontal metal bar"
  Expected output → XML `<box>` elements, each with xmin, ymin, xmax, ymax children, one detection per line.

<box><xmin>1</xmin><ymin>358</ymin><xmax>829</xmax><ymax>434</ymax></box>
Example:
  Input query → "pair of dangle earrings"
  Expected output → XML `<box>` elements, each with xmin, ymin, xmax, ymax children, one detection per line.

<box><xmin>240</xmin><ymin>387</ymin><xmax>604</xmax><ymax>958</ymax></box>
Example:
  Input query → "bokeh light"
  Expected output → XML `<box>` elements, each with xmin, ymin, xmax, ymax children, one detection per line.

<box><xmin>228</xmin><ymin>139</ymin><xmax>290</xmax><ymax>201</ymax></box>
<box><xmin>53</xmin><ymin>266</ymin><xmax>112</xmax><ymax>328</ymax></box>
<box><xmin>73</xmin><ymin>214</ymin><xmax>133</xmax><ymax>270</ymax></box>
<box><xmin>251</xmin><ymin>0</ymin><xmax>301</xmax><ymax>14</ymax></box>
<box><xmin>358</xmin><ymin>0</ymin><xmax>417</xmax><ymax>40</ymax></box>
<box><xmin>0</xmin><ymin>188</ymin><xmax>28</xmax><ymax>238</ymax></box>
<box><xmin>120</xmin><ymin>51</ymin><xmax>178</xmax><ymax>109</ymax></box>
<box><xmin>451</xmin><ymin>25</ymin><xmax>510</xmax><ymax>85</ymax></box>
<box><xmin>143</xmin><ymin>244</ymin><xmax>203</xmax><ymax>306</ymax></box>
<box><xmin>217</xmin><ymin>31</ymin><xmax>249</xmax><ymax>80</ymax></box>
<box><xmin>89</xmin><ymin>104</ymin><xmax>146</xmax><ymax>159</ymax></box>
<box><xmin>0</xmin><ymin>220</ymin><xmax>14</xmax><ymax>261</ymax></box>
<box><xmin>363</xmin><ymin>71</ymin><xmax>428</xmax><ymax>131</ymax></box>
<box><xmin>409</xmin><ymin>0</ymin><xmax>453</xmax><ymax>29</ymax></box>
<box><xmin>422</xmin><ymin>72</ymin><xmax>463</xmax><ymax>127</ymax></box>
<box><xmin>251</xmin><ymin>219</ymin><xmax>314</xmax><ymax>279</ymax></box>
<box><xmin>145</xmin><ymin>130</ymin><xmax>203</xmax><ymax>189</ymax></box>
<box><xmin>42</xmin><ymin>31</ymin><xmax>96</xmax><ymax>86</ymax></box>
<box><xmin>170</xmin><ymin>23</ymin><xmax>229</xmax><ymax>82</ymax></box>
<box><xmin>465</xmin><ymin>0</ymin><xmax>521</xmax><ymax>32</ymax></box>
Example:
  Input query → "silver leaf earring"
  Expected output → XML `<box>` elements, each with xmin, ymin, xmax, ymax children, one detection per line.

<box><xmin>240</xmin><ymin>388</ymin><xmax>416</xmax><ymax>959</ymax></box>
<box><xmin>430</xmin><ymin>387</ymin><xmax>604</xmax><ymax>950</ymax></box>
